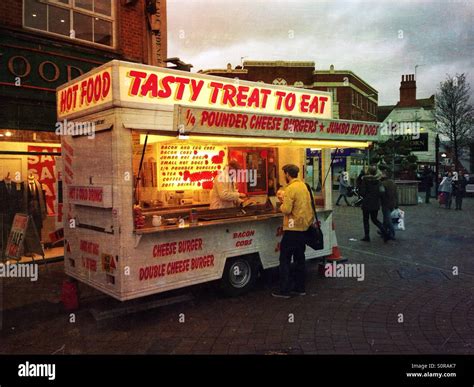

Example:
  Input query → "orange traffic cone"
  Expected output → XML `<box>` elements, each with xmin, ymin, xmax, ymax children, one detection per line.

<box><xmin>327</xmin><ymin>221</ymin><xmax>347</xmax><ymax>263</ymax></box>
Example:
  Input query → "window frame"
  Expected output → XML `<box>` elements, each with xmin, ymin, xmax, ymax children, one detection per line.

<box><xmin>23</xmin><ymin>0</ymin><xmax>116</xmax><ymax>49</ymax></box>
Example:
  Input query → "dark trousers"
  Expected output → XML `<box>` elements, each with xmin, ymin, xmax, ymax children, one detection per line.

<box><xmin>279</xmin><ymin>230</ymin><xmax>306</xmax><ymax>293</ymax></box>
<box><xmin>362</xmin><ymin>209</ymin><xmax>385</xmax><ymax>238</ymax></box>
<box><xmin>382</xmin><ymin>207</ymin><xmax>395</xmax><ymax>239</ymax></box>
<box><xmin>445</xmin><ymin>192</ymin><xmax>452</xmax><ymax>209</ymax></box>
<box><xmin>455</xmin><ymin>194</ymin><xmax>463</xmax><ymax>210</ymax></box>
<box><xmin>336</xmin><ymin>194</ymin><xmax>350</xmax><ymax>205</ymax></box>
<box><xmin>1</xmin><ymin>212</ymin><xmax>15</xmax><ymax>258</ymax></box>
<box><xmin>425</xmin><ymin>187</ymin><xmax>431</xmax><ymax>203</ymax></box>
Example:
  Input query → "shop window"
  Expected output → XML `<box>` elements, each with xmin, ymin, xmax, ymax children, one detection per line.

<box><xmin>75</xmin><ymin>0</ymin><xmax>93</xmax><ymax>11</ymax></box>
<box><xmin>73</xmin><ymin>12</ymin><xmax>93</xmax><ymax>42</ymax></box>
<box><xmin>24</xmin><ymin>0</ymin><xmax>47</xmax><ymax>31</ymax></box>
<box><xmin>94</xmin><ymin>0</ymin><xmax>112</xmax><ymax>16</ymax></box>
<box><xmin>48</xmin><ymin>6</ymin><xmax>70</xmax><ymax>36</ymax></box>
<box><xmin>94</xmin><ymin>17</ymin><xmax>112</xmax><ymax>45</ymax></box>
<box><xmin>23</xmin><ymin>0</ymin><xmax>114</xmax><ymax>48</ymax></box>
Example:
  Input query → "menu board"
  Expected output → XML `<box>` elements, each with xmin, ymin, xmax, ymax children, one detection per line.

<box><xmin>158</xmin><ymin>144</ymin><xmax>227</xmax><ymax>190</ymax></box>
<box><xmin>5</xmin><ymin>213</ymin><xmax>44</xmax><ymax>260</ymax></box>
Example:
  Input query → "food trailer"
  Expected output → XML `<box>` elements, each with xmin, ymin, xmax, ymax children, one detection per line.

<box><xmin>56</xmin><ymin>60</ymin><xmax>381</xmax><ymax>301</ymax></box>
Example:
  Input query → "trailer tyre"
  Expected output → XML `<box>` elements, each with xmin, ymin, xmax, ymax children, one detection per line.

<box><xmin>221</xmin><ymin>256</ymin><xmax>258</xmax><ymax>296</ymax></box>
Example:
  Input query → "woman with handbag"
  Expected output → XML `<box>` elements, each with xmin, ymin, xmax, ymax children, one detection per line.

<box><xmin>438</xmin><ymin>172</ymin><xmax>454</xmax><ymax>209</ymax></box>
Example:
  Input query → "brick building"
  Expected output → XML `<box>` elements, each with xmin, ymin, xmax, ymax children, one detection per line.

<box><xmin>0</xmin><ymin>0</ymin><xmax>167</xmax><ymax>258</ymax></box>
<box><xmin>0</xmin><ymin>0</ymin><xmax>167</xmax><ymax>133</ymax></box>
<box><xmin>200</xmin><ymin>61</ymin><xmax>378</xmax><ymax>121</ymax></box>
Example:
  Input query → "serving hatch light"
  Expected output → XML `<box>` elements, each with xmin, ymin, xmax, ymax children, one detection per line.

<box><xmin>177</xmin><ymin>135</ymin><xmax>371</xmax><ymax>149</ymax></box>
<box><xmin>140</xmin><ymin>133</ymin><xmax>371</xmax><ymax>148</ymax></box>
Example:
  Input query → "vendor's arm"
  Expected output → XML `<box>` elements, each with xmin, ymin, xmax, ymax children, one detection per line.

<box><xmin>214</xmin><ymin>180</ymin><xmax>241</xmax><ymax>202</ymax></box>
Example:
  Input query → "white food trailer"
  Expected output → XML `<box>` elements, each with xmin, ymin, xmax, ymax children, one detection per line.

<box><xmin>56</xmin><ymin>60</ymin><xmax>381</xmax><ymax>301</ymax></box>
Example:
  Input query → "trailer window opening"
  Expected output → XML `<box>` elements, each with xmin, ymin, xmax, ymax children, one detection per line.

<box><xmin>130</xmin><ymin>129</ymin><xmax>357</xmax><ymax>231</ymax></box>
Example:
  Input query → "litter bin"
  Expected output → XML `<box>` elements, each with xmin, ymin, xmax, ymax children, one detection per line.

<box><xmin>395</xmin><ymin>180</ymin><xmax>420</xmax><ymax>205</ymax></box>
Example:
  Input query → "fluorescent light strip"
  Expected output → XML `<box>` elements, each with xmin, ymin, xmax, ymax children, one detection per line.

<box><xmin>140</xmin><ymin>134</ymin><xmax>370</xmax><ymax>148</ymax></box>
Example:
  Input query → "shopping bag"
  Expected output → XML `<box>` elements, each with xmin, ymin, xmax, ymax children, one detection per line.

<box><xmin>438</xmin><ymin>192</ymin><xmax>446</xmax><ymax>205</ymax></box>
<box><xmin>391</xmin><ymin>209</ymin><xmax>405</xmax><ymax>230</ymax></box>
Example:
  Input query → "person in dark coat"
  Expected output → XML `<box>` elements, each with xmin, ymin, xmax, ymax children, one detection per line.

<box><xmin>356</xmin><ymin>169</ymin><xmax>366</xmax><ymax>189</ymax></box>
<box><xmin>453</xmin><ymin>173</ymin><xmax>467</xmax><ymax>210</ymax></box>
<box><xmin>422</xmin><ymin>166</ymin><xmax>434</xmax><ymax>203</ymax></box>
<box><xmin>359</xmin><ymin>166</ymin><xmax>387</xmax><ymax>242</ymax></box>
<box><xmin>380</xmin><ymin>170</ymin><xmax>398</xmax><ymax>240</ymax></box>
<box><xmin>335</xmin><ymin>172</ymin><xmax>350</xmax><ymax>206</ymax></box>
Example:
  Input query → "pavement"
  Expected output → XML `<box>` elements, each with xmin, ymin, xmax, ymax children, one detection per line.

<box><xmin>1</xmin><ymin>193</ymin><xmax>473</xmax><ymax>355</ymax></box>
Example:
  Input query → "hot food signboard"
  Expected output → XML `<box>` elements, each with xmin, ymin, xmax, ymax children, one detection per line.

<box><xmin>56</xmin><ymin>60</ymin><xmax>333</xmax><ymax>120</ymax></box>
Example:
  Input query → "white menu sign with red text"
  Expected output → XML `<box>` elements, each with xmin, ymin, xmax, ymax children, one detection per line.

<box><xmin>68</xmin><ymin>185</ymin><xmax>113</xmax><ymax>208</ymax></box>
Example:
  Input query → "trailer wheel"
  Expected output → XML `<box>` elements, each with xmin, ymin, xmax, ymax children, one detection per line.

<box><xmin>221</xmin><ymin>256</ymin><xmax>258</xmax><ymax>296</ymax></box>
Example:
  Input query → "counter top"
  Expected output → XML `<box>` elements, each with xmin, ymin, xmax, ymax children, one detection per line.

<box><xmin>134</xmin><ymin>208</ymin><xmax>332</xmax><ymax>234</ymax></box>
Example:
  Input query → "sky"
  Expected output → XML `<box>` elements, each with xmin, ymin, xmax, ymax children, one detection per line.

<box><xmin>167</xmin><ymin>0</ymin><xmax>474</xmax><ymax>106</ymax></box>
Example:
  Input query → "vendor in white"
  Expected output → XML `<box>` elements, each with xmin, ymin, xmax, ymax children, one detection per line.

<box><xmin>210</xmin><ymin>160</ymin><xmax>247</xmax><ymax>209</ymax></box>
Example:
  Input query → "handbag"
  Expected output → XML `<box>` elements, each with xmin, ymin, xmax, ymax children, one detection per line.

<box><xmin>304</xmin><ymin>183</ymin><xmax>324</xmax><ymax>250</ymax></box>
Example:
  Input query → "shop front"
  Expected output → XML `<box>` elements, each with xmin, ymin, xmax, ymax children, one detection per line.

<box><xmin>0</xmin><ymin>29</ymin><xmax>115</xmax><ymax>261</ymax></box>
<box><xmin>56</xmin><ymin>60</ymin><xmax>381</xmax><ymax>301</ymax></box>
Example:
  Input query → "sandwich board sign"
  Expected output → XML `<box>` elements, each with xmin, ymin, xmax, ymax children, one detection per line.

<box><xmin>4</xmin><ymin>213</ymin><xmax>44</xmax><ymax>261</ymax></box>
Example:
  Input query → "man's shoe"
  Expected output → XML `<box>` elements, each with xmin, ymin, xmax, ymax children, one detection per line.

<box><xmin>361</xmin><ymin>237</ymin><xmax>370</xmax><ymax>242</ymax></box>
<box><xmin>272</xmin><ymin>291</ymin><xmax>291</xmax><ymax>299</ymax></box>
<box><xmin>291</xmin><ymin>290</ymin><xmax>306</xmax><ymax>296</ymax></box>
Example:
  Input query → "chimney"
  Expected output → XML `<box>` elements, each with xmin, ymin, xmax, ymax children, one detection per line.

<box><xmin>399</xmin><ymin>74</ymin><xmax>416</xmax><ymax>107</ymax></box>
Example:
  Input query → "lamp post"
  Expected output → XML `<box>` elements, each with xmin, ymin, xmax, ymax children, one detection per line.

<box><xmin>435</xmin><ymin>134</ymin><xmax>440</xmax><ymax>195</ymax></box>
<box><xmin>366</xmin><ymin>93</ymin><xmax>377</xmax><ymax>168</ymax></box>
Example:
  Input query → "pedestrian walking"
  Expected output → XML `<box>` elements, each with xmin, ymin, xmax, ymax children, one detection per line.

<box><xmin>438</xmin><ymin>172</ymin><xmax>454</xmax><ymax>209</ymax></box>
<box><xmin>336</xmin><ymin>172</ymin><xmax>350</xmax><ymax>206</ymax></box>
<box><xmin>422</xmin><ymin>166</ymin><xmax>434</xmax><ymax>203</ymax></box>
<box><xmin>380</xmin><ymin>170</ymin><xmax>398</xmax><ymax>240</ymax></box>
<box><xmin>359</xmin><ymin>166</ymin><xmax>388</xmax><ymax>242</ymax></box>
<box><xmin>272</xmin><ymin>164</ymin><xmax>314</xmax><ymax>298</ymax></box>
<box><xmin>453</xmin><ymin>173</ymin><xmax>467</xmax><ymax>210</ymax></box>
<box><xmin>356</xmin><ymin>169</ymin><xmax>366</xmax><ymax>189</ymax></box>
